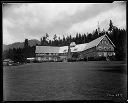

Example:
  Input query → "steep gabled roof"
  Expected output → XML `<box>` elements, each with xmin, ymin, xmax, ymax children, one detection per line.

<box><xmin>84</xmin><ymin>35</ymin><xmax>105</xmax><ymax>50</ymax></box>
<box><xmin>70</xmin><ymin>34</ymin><xmax>115</xmax><ymax>52</ymax></box>
<box><xmin>104</xmin><ymin>34</ymin><xmax>115</xmax><ymax>47</ymax></box>
<box><xmin>70</xmin><ymin>35</ymin><xmax>106</xmax><ymax>52</ymax></box>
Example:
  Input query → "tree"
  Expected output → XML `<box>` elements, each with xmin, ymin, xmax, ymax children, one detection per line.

<box><xmin>93</xmin><ymin>29</ymin><xmax>99</xmax><ymax>40</ymax></box>
<box><xmin>83</xmin><ymin>33</ymin><xmax>87</xmax><ymax>43</ymax></box>
<box><xmin>42</xmin><ymin>36</ymin><xmax>47</xmax><ymax>46</ymax></box>
<box><xmin>53</xmin><ymin>34</ymin><xmax>57</xmax><ymax>46</ymax></box>
<box><xmin>45</xmin><ymin>33</ymin><xmax>49</xmax><ymax>41</ymax></box>
<box><xmin>75</xmin><ymin>33</ymin><xmax>79</xmax><ymax>44</ymax></box>
<box><xmin>40</xmin><ymin>38</ymin><xmax>43</xmax><ymax>45</ymax></box>
<box><xmin>72</xmin><ymin>52</ymin><xmax>79</xmax><ymax>59</ymax></box>
<box><xmin>24</xmin><ymin>39</ymin><xmax>29</xmax><ymax>48</ymax></box>
<box><xmin>78</xmin><ymin>33</ymin><xmax>82</xmax><ymax>44</ymax></box>
<box><xmin>53</xmin><ymin>34</ymin><xmax>57</xmax><ymax>41</ymax></box>
<box><xmin>87</xmin><ymin>33</ymin><xmax>93</xmax><ymax>42</ymax></box>
<box><xmin>108</xmin><ymin>20</ymin><xmax>114</xmax><ymax>33</ymax></box>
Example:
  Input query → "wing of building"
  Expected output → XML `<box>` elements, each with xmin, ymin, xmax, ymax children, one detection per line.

<box><xmin>35</xmin><ymin>34</ymin><xmax>115</xmax><ymax>62</ymax></box>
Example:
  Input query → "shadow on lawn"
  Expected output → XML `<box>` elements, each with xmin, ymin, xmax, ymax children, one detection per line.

<box><xmin>96</xmin><ymin>65</ymin><xmax>127</xmax><ymax>74</ymax></box>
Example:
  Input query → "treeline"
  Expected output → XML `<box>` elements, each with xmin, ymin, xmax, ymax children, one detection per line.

<box><xmin>40</xmin><ymin>29</ymin><xmax>105</xmax><ymax>46</ymax></box>
<box><xmin>3</xmin><ymin>44</ymin><xmax>36</xmax><ymax>63</ymax></box>
<box><xmin>3</xmin><ymin>20</ymin><xmax>127</xmax><ymax>62</ymax></box>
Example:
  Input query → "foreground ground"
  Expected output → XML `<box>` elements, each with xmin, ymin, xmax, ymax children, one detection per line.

<box><xmin>3</xmin><ymin>61</ymin><xmax>127</xmax><ymax>101</ymax></box>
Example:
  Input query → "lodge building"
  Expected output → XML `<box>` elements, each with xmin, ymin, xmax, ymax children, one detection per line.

<box><xmin>35</xmin><ymin>34</ymin><xmax>115</xmax><ymax>62</ymax></box>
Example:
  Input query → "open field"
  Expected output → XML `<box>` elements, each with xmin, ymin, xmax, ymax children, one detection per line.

<box><xmin>3</xmin><ymin>61</ymin><xmax>127</xmax><ymax>101</ymax></box>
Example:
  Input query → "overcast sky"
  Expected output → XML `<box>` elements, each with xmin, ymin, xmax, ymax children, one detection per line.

<box><xmin>3</xmin><ymin>2</ymin><xmax>126</xmax><ymax>45</ymax></box>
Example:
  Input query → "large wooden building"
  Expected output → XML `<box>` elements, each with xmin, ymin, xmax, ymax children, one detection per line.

<box><xmin>35</xmin><ymin>34</ymin><xmax>115</xmax><ymax>62</ymax></box>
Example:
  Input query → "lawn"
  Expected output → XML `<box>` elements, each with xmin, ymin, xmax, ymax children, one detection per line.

<box><xmin>3</xmin><ymin>61</ymin><xmax>127</xmax><ymax>101</ymax></box>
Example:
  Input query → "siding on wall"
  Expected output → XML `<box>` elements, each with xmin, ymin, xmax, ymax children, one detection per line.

<box><xmin>79</xmin><ymin>36</ymin><xmax>115</xmax><ymax>59</ymax></box>
<box><xmin>96</xmin><ymin>36</ymin><xmax>114</xmax><ymax>52</ymax></box>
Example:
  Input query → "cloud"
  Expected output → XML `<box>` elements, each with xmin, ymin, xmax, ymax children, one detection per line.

<box><xmin>3</xmin><ymin>2</ymin><xmax>126</xmax><ymax>44</ymax></box>
<box><xmin>67</xmin><ymin>2</ymin><xmax>126</xmax><ymax>35</ymax></box>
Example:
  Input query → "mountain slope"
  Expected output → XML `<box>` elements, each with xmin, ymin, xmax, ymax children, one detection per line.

<box><xmin>3</xmin><ymin>39</ymin><xmax>40</xmax><ymax>51</ymax></box>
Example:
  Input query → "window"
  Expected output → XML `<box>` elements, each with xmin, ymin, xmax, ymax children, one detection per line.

<box><xmin>104</xmin><ymin>40</ymin><xmax>107</xmax><ymax>44</ymax></box>
<box><xmin>109</xmin><ymin>47</ymin><xmax>111</xmax><ymax>50</ymax></box>
<box><xmin>98</xmin><ymin>46</ymin><xmax>102</xmax><ymax>50</ymax></box>
<box><xmin>98</xmin><ymin>52</ymin><xmax>102</xmax><ymax>56</ymax></box>
<box><xmin>49</xmin><ymin>57</ymin><xmax>52</xmax><ymax>60</ymax></box>
<box><xmin>74</xmin><ymin>48</ymin><xmax>78</xmax><ymax>51</ymax></box>
<box><xmin>108</xmin><ymin>52</ymin><xmax>112</xmax><ymax>56</ymax></box>
<box><xmin>106</xmin><ymin>41</ymin><xmax>109</xmax><ymax>45</ymax></box>
<box><xmin>104</xmin><ymin>47</ymin><xmax>107</xmax><ymax>50</ymax></box>
<box><xmin>63</xmin><ymin>49</ymin><xmax>67</xmax><ymax>53</ymax></box>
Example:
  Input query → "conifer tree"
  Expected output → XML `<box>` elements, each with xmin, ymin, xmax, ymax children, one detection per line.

<box><xmin>108</xmin><ymin>20</ymin><xmax>114</xmax><ymax>33</ymax></box>
<box><xmin>24</xmin><ymin>39</ymin><xmax>29</xmax><ymax>48</ymax></box>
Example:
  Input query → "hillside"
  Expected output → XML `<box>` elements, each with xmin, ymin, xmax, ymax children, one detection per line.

<box><xmin>3</xmin><ymin>39</ymin><xmax>40</xmax><ymax>51</ymax></box>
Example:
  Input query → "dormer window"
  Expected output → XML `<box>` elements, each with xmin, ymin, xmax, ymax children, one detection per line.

<box><xmin>74</xmin><ymin>48</ymin><xmax>77</xmax><ymax>51</ymax></box>
<box><xmin>63</xmin><ymin>49</ymin><xmax>67</xmax><ymax>53</ymax></box>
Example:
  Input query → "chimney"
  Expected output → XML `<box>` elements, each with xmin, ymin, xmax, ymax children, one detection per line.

<box><xmin>67</xmin><ymin>45</ymin><xmax>71</xmax><ymax>59</ymax></box>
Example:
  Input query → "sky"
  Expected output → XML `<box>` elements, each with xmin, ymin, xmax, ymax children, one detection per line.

<box><xmin>3</xmin><ymin>2</ymin><xmax>126</xmax><ymax>45</ymax></box>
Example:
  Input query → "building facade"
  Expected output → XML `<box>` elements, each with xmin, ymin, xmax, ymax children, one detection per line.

<box><xmin>35</xmin><ymin>34</ymin><xmax>115</xmax><ymax>62</ymax></box>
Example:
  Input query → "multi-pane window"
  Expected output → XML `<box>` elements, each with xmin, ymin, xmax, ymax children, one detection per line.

<box><xmin>98</xmin><ymin>52</ymin><xmax>102</xmax><ymax>56</ymax></box>
<box><xmin>108</xmin><ymin>47</ymin><xmax>114</xmax><ymax>51</ymax></box>
<box><xmin>104</xmin><ymin>47</ymin><xmax>108</xmax><ymax>51</ymax></box>
<box><xmin>98</xmin><ymin>46</ymin><xmax>102</xmax><ymax>50</ymax></box>
<box><xmin>109</xmin><ymin>47</ymin><xmax>111</xmax><ymax>50</ymax></box>
<box><xmin>108</xmin><ymin>52</ymin><xmax>112</xmax><ymax>56</ymax></box>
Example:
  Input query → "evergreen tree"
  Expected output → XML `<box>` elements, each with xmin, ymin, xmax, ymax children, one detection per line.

<box><xmin>83</xmin><ymin>33</ymin><xmax>87</xmax><ymax>43</ymax></box>
<box><xmin>75</xmin><ymin>33</ymin><xmax>79</xmax><ymax>44</ymax></box>
<box><xmin>24</xmin><ymin>39</ymin><xmax>29</xmax><ymax>48</ymax></box>
<box><xmin>53</xmin><ymin>34</ymin><xmax>57</xmax><ymax>46</ymax></box>
<box><xmin>93</xmin><ymin>29</ymin><xmax>99</xmax><ymax>40</ymax></box>
<box><xmin>87</xmin><ymin>33</ymin><xmax>93</xmax><ymax>42</ymax></box>
<box><xmin>53</xmin><ymin>34</ymin><xmax>57</xmax><ymax>41</ymax></box>
<box><xmin>108</xmin><ymin>20</ymin><xmax>114</xmax><ymax>33</ymax></box>
<box><xmin>40</xmin><ymin>38</ymin><xmax>43</xmax><ymax>45</ymax></box>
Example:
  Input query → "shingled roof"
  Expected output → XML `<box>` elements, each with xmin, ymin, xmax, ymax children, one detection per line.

<box><xmin>35</xmin><ymin>46</ymin><xmax>60</xmax><ymax>53</ymax></box>
<box><xmin>35</xmin><ymin>34</ymin><xmax>115</xmax><ymax>54</ymax></box>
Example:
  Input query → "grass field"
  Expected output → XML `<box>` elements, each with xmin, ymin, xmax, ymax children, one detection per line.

<box><xmin>3</xmin><ymin>61</ymin><xmax>127</xmax><ymax>101</ymax></box>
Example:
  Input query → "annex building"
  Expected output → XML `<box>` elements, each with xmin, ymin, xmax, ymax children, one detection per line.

<box><xmin>35</xmin><ymin>34</ymin><xmax>115</xmax><ymax>62</ymax></box>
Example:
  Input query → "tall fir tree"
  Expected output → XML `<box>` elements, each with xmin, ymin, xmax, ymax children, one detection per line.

<box><xmin>108</xmin><ymin>20</ymin><xmax>114</xmax><ymax>33</ymax></box>
<box><xmin>24</xmin><ymin>39</ymin><xmax>29</xmax><ymax>48</ymax></box>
